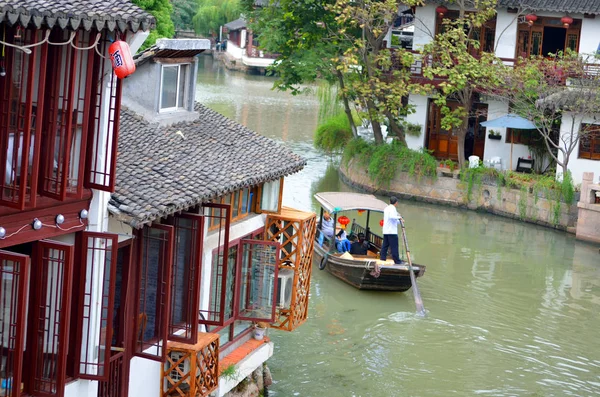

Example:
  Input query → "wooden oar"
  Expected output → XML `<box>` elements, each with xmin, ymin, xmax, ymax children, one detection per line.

<box><xmin>399</xmin><ymin>218</ymin><xmax>426</xmax><ymax>316</ymax></box>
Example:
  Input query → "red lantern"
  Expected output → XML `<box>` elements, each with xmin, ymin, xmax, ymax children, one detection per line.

<box><xmin>338</xmin><ymin>215</ymin><xmax>350</xmax><ymax>229</ymax></box>
<box><xmin>561</xmin><ymin>16</ymin><xmax>573</xmax><ymax>28</ymax></box>
<box><xmin>435</xmin><ymin>5</ymin><xmax>448</xmax><ymax>16</ymax></box>
<box><xmin>525</xmin><ymin>14</ymin><xmax>537</xmax><ymax>26</ymax></box>
<box><xmin>109</xmin><ymin>40</ymin><xmax>135</xmax><ymax>79</ymax></box>
<box><xmin>379</xmin><ymin>219</ymin><xmax>384</xmax><ymax>227</ymax></box>
<box><xmin>357</xmin><ymin>209</ymin><xmax>366</xmax><ymax>215</ymax></box>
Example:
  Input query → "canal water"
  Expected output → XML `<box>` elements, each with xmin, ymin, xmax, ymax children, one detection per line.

<box><xmin>196</xmin><ymin>55</ymin><xmax>600</xmax><ymax>397</ymax></box>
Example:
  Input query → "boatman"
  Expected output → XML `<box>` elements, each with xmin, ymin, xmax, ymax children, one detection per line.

<box><xmin>380</xmin><ymin>196</ymin><xmax>404</xmax><ymax>264</ymax></box>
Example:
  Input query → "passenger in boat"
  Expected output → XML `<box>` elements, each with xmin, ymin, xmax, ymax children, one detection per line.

<box><xmin>335</xmin><ymin>229</ymin><xmax>351</xmax><ymax>252</ymax></box>
<box><xmin>380</xmin><ymin>196</ymin><xmax>404</xmax><ymax>264</ymax></box>
<box><xmin>318</xmin><ymin>212</ymin><xmax>335</xmax><ymax>246</ymax></box>
<box><xmin>349</xmin><ymin>233</ymin><xmax>369</xmax><ymax>255</ymax></box>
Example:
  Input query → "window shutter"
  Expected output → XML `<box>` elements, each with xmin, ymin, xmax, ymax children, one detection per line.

<box><xmin>199</xmin><ymin>203</ymin><xmax>231</xmax><ymax>326</ymax></box>
<box><xmin>133</xmin><ymin>224</ymin><xmax>174</xmax><ymax>362</ymax></box>
<box><xmin>0</xmin><ymin>251</ymin><xmax>30</xmax><ymax>397</ymax></box>
<box><xmin>30</xmin><ymin>240</ymin><xmax>74</xmax><ymax>397</ymax></box>
<box><xmin>75</xmin><ymin>232</ymin><xmax>118</xmax><ymax>381</ymax></box>
<box><xmin>166</xmin><ymin>214</ymin><xmax>204</xmax><ymax>344</ymax></box>
<box><xmin>235</xmin><ymin>240</ymin><xmax>280</xmax><ymax>323</ymax></box>
<box><xmin>84</xmin><ymin>40</ymin><xmax>122</xmax><ymax>193</ymax></box>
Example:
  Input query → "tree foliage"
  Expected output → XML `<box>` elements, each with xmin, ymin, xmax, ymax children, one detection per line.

<box><xmin>172</xmin><ymin>0</ymin><xmax>198</xmax><ymax>30</ymax></box>
<box><xmin>421</xmin><ymin>0</ymin><xmax>502</xmax><ymax>169</ymax></box>
<box><xmin>193</xmin><ymin>0</ymin><xmax>242</xmax><ymax>38</ymax></box>
<box><xmin>132</xmin><ymin>0</ymin><xmax>175</xmax><ymax>50</ymax></box>
<box><xmin>484</xmin><ymin>50</ymin><xmax>600</xmax><ymax>178</ymax></box>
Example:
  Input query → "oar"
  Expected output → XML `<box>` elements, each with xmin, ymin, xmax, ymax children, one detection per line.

<box><xmin>399</xmin><ymin>218</ymin><xmax>426</xmax><ymax>317</ymax></box>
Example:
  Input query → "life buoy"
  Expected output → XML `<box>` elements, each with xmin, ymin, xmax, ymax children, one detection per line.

<box><xmin>319</xmin><ymin>257</ymin><xmax>327</xmax><ymax>270</ymax></box>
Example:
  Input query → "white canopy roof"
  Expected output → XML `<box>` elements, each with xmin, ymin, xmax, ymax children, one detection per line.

<box><xmin>314</xmin><ymin>192</ymin><xmax>388</xmax><ymax>213</ymax></box>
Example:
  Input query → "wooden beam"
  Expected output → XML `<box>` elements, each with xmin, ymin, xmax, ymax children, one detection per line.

<box><xmin>154</xmin><ymin>57</ymin><xmax>194</xmax><ymax>64</ymax></box>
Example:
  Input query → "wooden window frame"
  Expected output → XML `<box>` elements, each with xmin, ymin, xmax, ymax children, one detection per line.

<box><xmin>206</xmin><ymin>228</ymin><xmax>280</xmax><ymax>350</ymax></box>
<box><xmin>0</xmin><ymin>250</ymin><xmax>30</xmax><ymax>397</ymax></box>
<box><xmin>133</xmin><ymin>224</ymin><xmax>174</xmax><ymax>362</ymax></box>
<box><xmin>73</xmin><ymin>232</ymin><xmax>119</xmax><ymax>382</ymax></box>
<box><xmin>27</xmin><ymin>239</ymin><xmax>75</xmax><ymax>397</ymax></box>
<box><xmin>207</xmin><ymin>188</ymin><xmax>255</xmax><ymax>231</ymax></box>
<box><xmin>166</xmin><ymin>213</ymin><xmax>204</xmax><ymax>344</ymax></box>
<box><xmin>505</xmin><ymin>128</ymin><xmax>534</xmax><ymax>145</ymax></box>
<box><xmin>579</xmin><ymin>124</ymin><xmax>600</xmax><ymax>160</ymax></box>
<box><xmin>199</xmin><ymin>203</ymin><xmax>231</xmax><ymax>326</ymax></box>
<box><xmin>256</xmin><ymin>178</ymin><xmax>284</xmax><ymax>214</ymax></box>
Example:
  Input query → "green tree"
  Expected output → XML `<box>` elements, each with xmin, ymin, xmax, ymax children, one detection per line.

<box><xmin>193</xmin><ymin>0</ymin><xmax>241</xmax><ymax>38</ymax></box>
<box><xmin>422</xmin><ymin>0</ymin><xmax>502</xmax><ymax>169</ymax></box>
<box><xmin>172</xmin><ymin>0</ymin><xmax>198</xmax><ymax>30</ymax></box>
<box><xmin>133</xmin><ymin>0</ymin><xmax>175</xmax><ymax>50</ymax></box>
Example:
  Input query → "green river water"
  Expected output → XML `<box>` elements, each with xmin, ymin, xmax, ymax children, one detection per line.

<box><xmin>196</xmin><ymin>55</ymin><xmax>600</xmax><ymax>397</ymax></box>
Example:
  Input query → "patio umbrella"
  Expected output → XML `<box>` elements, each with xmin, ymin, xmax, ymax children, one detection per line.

<box><xmin>481</xmin><ymin>114</ymin><xmax>537</xmax><ymax>170</ymax></box>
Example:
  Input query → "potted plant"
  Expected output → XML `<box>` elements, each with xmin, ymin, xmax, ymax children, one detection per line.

<box><xmin>488</xmin><ymin>130</ymin><xmax>502</xmax><ymax>140</ymax></box>
<box><xmin>253</xmin><ymin>322</ymin><xmax>268</xmax><ymax>340</ymax></box>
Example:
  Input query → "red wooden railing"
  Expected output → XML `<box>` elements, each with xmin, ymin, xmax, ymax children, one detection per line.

<box><xmin>98</xmin><ymin>351</ymin><xmax>125</xmax><ymax>397</ymax></box>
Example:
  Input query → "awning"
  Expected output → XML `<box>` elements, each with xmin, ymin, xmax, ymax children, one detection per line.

<box><xmin>314</xmin><ymin>192</ymin><xmax>388</xmax><ymax>213</ymax></box>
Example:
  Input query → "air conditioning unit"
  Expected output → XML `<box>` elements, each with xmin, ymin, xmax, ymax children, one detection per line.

<box><xmin>276</xmin><ymin>268</ymin><xmax>294</xmax><ymax>310</ymax></box>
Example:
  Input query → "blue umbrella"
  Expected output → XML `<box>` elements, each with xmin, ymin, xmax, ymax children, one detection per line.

<box><xmin>481</xmin><ymin>114</ymin><xmax>537</xmax><ymax>129</ymax></box>
<box><xmin>481</xmin><ymin>114</ymin><xmax>537</xmax><ymax>171</ymax></box>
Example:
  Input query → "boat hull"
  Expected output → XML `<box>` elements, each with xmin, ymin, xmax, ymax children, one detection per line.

<box><xmin>313</xmin><ymin>244</ymin><xmax>425</xmax><ymax>292</ymax></box>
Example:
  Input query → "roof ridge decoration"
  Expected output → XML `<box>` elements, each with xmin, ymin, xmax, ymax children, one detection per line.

<box><xmin>0</xmin><ymin>0</ymin><xmax>156</xmax><ymax>32</ymax></box>
<box><xmin>110</xmin><ymin>103</ymin><xmax>307</xmax><ymax>228</ymax></box>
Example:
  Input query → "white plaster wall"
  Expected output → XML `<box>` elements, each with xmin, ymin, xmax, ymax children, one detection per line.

<box><xmin>129</xmin><ymin>356</ymin><xmax>162</xmax><ymax>397</ymax></box>
<box><xmin>405</xmin><ymin>94</ymin><xmax>428</xmax><ymax>150</ymax></box>
<box><xmin>226</xmin><ymin>42</ymin><xmax>245</xmax><ymax>60</ymax></box>
<box><xmin>107</xmin><ymin>217</ymin><xmax>134</xmax><ymax>243</ymax></box>
<box><xmin>215</xmin><ymin>342</ymin><xmax>274</xmax><ymax>397</ymax></box>
<box><xmin>241</xmin><ymin>56</ymin><xmax>275</xmax><ymax>67</ymax></box>
<box><xmin>557</xmin><ymin>112</ymin><xmax>600</xmax><ymax>185</ymax></box>
<box><xmin>494</xmin><ymin>9</ymin><xmax>518</xmax><ymax>59</ymax></box>
<box><xmin>412</xmin><ymin>4</ymin><xmax>436</xmax><ymax>50</ymax></box>
<box><xmin>65</xmin><ymin>379</ymin><xmax>98</xmax><ymax>397</ymax></box>
<box><xmin>580</xmin><ymin>17</ymin><xmax>600</xmax><ymax>56</ymax></box>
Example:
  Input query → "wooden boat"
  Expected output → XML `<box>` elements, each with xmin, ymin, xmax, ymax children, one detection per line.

<box><xmin>314</xmin><ymin>192</ymin><xmax>425</xmax><ymax>292</ymax></box>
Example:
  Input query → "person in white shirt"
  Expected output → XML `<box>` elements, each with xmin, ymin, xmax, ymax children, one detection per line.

<box><xmin>380</xmin><ymin>196</ymin><xmax>404</xmax><ymax>264</ymax></box>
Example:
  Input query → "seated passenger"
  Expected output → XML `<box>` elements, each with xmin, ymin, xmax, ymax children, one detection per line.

<box><xmin>335</xmin><ymin>229</ymin><xmax>351</xmax><ymax>253</ymax></box>
<box><xmin>350</xmin><ymin>232</ymin><xmax>369</xmax><ymax>255</ymax></box>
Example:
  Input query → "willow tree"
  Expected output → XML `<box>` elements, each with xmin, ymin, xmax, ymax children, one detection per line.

<box><xmin>421</xmin><ymin>0</ymin><xmax>503</xmax><ymax>168</ymax></box>
<box><xmin>193</xmin><ymin>0</ymin><xmax>241</xmax><ymax>38</ymax></box>
<box><xmin>333</xmin><ymin>0</ymin><xmax>425</xmax><ymax>144</ymax></box>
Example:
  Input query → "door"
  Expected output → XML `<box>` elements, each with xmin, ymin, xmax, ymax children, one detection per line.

<box><xmin>471</xmin><ymin>103</ymin><xmax>488</xmax><ymax>159</ymax></box>
<box><xmin>426</xmin><ymin>99</ymin><xmax>459</xmax><ymax>160</ymax></box>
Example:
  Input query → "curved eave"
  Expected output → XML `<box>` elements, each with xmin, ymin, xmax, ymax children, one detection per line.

<box><xmin>314</xmin><ymin>192</ymin><xmax>388</xmax><ymax>214</ymax></box>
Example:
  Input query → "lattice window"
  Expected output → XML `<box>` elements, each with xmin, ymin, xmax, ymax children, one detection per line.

<box><xmin>134</xmin><ymin>224</ymin><xmax>174</xmax><ymax>362</ymax></box>
<box><xmin>167</xmin><ymin>214</ymin><xmax>204</xmax><ymax>344</ymax></box>
<box><xmin>75</xmin><ymin>232</ymin><xmax>118</xmax><ymax>381</ymax></box>
<box><xmin>237</xmin><ymin>240</ymin><xmax>280</xmax><ymax>322</ymax></box>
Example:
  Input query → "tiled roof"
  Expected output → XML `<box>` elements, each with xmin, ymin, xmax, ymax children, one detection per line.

<box><xmin>0</xmin><ymin>0</ymin><xmax>155</xmax><ymax>32</ymax></box>
<box><xmin>224</xmin><ymin>18</ymin><xmax>246</xmax><ymax>31</ymax></box>
<box><xmin>134</xmin><ymin>38</ymin><xmax>211</xmax><ymax>66</ymax></box>
<box><xmin>497</xmin><ymin>0</ymin><xmax>600</xmax><ymax>14</ymax></box>
<box><xmin>109</xmin><ymin>103</ymin><xmax>307</xmax><ymax>228</ymax></box>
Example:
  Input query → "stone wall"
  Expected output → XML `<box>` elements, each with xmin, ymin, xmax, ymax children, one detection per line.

<box><xmin>576</xmin><ymin>172</ymin><xmax>600</xmax><ymax>243</ymax></box>
<box><xmin>340</xmin><ymin>160</ymin><xmax>579</xmax><ymax>232</ymax></box>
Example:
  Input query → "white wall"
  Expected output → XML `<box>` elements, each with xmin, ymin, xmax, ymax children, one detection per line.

<box><xmin>412</xmin><ymin>4</ymin><xmax>436</xmax><ymax>50</ymax></box>
<box><xmin>580</xmin><ymin>17</ymin><xmax>600</xmax><ymax>56</ymax></box>
<box><xmin>226</xmin><ymin>41</ymin><xmax>245</xmax><ymax>60</ymax></box>
<box><xmin>215</xmin><ymin>342</ymin><xmax>274</xmax><ymax>397</ymax></box>
<box><xmin>557</xmin><ymin>112</ymin><xmax>600</xmax><ymax>185</ymax></box>
<box><xmin>405</xmin><ymin>94</ymin><xmax>428</xmax><ymax>150</ymax></box>
<box><xmin>129</xmin><ymin>356</ymin><xmax>162</xmax><ymax>397</ymax></box>
<box><xmin>242</xmin><ymin>55</ymin><xmax>275</xmax><ymax>68</ymax></box>
<box><xmin>494</xmin><ymin>9</ymin><xmax>518</xmax><ymax>59</ymax></box>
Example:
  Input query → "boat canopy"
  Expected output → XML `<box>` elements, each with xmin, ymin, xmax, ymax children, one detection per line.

<box><xmin>314</xmin><ymin>192</ymin><xmax>388</xmax><ymax>213</ymax></box>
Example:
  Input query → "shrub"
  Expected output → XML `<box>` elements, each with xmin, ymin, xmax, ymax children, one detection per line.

<box><xmin>314</xmin><ymin>112</ymin><xmax>354</xmax><ymax>153</ymax></box>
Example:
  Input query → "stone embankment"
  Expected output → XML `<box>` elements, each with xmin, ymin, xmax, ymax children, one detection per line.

<box><xmin>340</xmin><ymin>160</ymin><xmax>579</xmax><ymax>232</ymax></box>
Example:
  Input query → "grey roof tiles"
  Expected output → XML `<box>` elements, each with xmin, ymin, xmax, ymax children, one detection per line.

<box><xmin>109</xmin><ymin>103</ymin><xmax>307</xmax><ymax>228</ymax></box>
<box><xmin>0</xmin><ymin>0</ymin><xmax>155</xmax><ymax>32</ymax></box>
<box><xmin>496</xmin><ymin>0</ymin><xmax>600</xmax><ymax>14</ymax></box>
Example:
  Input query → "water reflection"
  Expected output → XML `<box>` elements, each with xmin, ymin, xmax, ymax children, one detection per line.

<box><xmin>196</xmin><ymin>56</ymin><xmax>600</xmax><ymax>397</ymax></box>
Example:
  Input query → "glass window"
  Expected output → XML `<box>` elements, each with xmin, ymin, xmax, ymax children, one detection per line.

<box><xmin>160</xmin><ymin>65</ymin><xmax>188</xmax><ymax>111</ymax></box>
<box><xmin>260</xmin><ymin>179</ymin><xmax>281</xmax><ymax>213</ymax></box>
